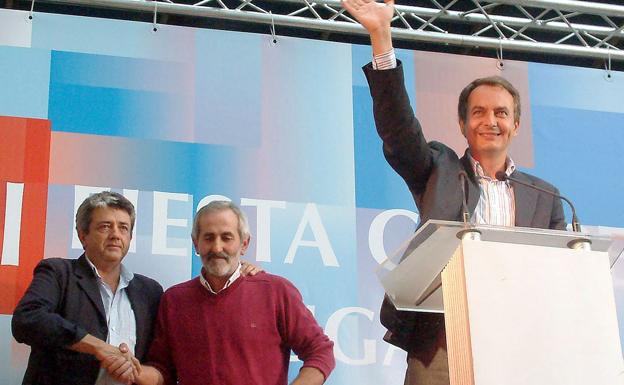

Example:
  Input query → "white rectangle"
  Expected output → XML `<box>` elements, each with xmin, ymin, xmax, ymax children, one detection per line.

<box><xmin>462</xmin><ymin>240</ymin><xmax>624</xmax><ymax>385</ymax></box>
<box><xmin>2</xmin><ymin>182</ymin><xmax>24</xmax><ymax>266</ymax></box>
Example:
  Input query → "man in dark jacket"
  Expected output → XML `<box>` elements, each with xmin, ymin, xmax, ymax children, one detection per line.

<box><xmin>12</xmin><ymin>191</ymin><xmax>163</xmax><ymax>385</ymax></box>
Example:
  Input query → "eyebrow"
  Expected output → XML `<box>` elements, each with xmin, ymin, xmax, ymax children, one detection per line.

<box><xmin>203</xmin><ymin>231</ymin><xmax>235</xmax><ymax>236</ymax></box>
<box><xmin>471</xmin><ymin>105</ymin><xmax>510</xmax><ymax>112</ymax></box>
<box><xmin>95</xmin><ymin>220</ymin><xmax>130</xmax><ymax>226</ymax></box>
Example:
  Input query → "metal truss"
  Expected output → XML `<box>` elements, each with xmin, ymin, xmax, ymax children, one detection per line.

<box><xmin>30</xmin><ymin>0</ymin><xmax>624</xmax><ymax>65</ymax></box>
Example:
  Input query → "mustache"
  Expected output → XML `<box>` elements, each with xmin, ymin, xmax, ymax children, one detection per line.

<box><xmin>204</xmin><ymin>251</ymin><xmax>232</xmax><ymax>260</ymax></box>
<box><xmin>478</xmin><ymin>127</ymin><xmax>501</xmax><ymax>134</ymax></box>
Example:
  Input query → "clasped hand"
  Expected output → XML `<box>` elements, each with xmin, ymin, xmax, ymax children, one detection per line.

<box><xmin>99</xmin><ymin>342</ymin><xmax>141</xmax><ymax>385</ymax></box>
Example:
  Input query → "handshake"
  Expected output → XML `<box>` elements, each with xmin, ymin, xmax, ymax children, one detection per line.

<box><xmin>95</xmin><ymin>341</ymin><xmax>143</xmax><ymax>385</ymax></box>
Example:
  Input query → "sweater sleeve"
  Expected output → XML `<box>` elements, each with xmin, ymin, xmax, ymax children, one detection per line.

<box><xmin>276</xmin><ymin>278</ymin><xmax>335</xmax><ymax>381</ymax></box>
<box><xmin>145</xmin><ymin>292</ymin><xmax>177</xmax><ymax>385</ymax></box>
<box><xmin>12</xmin><ymin>259</ymin><xmax>89</xmax><ymax>348</ymax></box>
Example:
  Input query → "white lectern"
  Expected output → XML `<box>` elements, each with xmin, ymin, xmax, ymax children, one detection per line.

<box><xmin>378</xmin><ymin>220</ymin><xmax>624</xmax><ymax>385</ymax></box>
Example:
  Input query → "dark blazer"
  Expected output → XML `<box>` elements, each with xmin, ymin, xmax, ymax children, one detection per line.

<box><xmin>12</xmin><ymin>254</ymin><xmax>163</xmax><ymax>385</ymax></box>
<box><xmin>363</xmin><ymin>62</ymin><xmax>566</xmax><ymax>363</ymax></box>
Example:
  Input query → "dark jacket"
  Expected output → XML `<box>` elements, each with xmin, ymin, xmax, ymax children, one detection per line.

<box><xmin>12</xmin><ymin>254</ymin><xmax>163</xmax><ymax>385</ymax></box>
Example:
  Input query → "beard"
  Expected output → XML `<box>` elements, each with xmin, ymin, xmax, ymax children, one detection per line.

<box><xmin>202</xmin><ymin>251</ymin><xmax>239</xmax><ymax>278</ymax></box>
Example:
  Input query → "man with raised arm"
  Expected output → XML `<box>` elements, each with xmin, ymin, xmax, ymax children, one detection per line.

<box><xmin>136</xmin><ymin>201</ymin><xmax>335</xmax><ymax>385</ymax></box>
<box><xmin>341</xmin><ymin>1</ymin><xmax>566</xmax><ymax>383</ymax></box>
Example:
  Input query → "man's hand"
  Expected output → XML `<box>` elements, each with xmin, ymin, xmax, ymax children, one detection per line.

<box><xmin>119</xmin><ymin>343</ymin><xmax>142</xmax><ymax>378</ymax></box>
<box><xmin>241</xmin><ymin>260</ymin><xmax>264</xmax><ymax>276</ymax></box>
<box><xmin>99</xmin><ymin>343</ymin><xmax>140</xmax><ymax>385</ymax></box>
<box><xmin>342</xmin><ymin>0</ymin><xmax>394</xmax><ymax>34</ymax></box>
<box><xmin>70</xmin><ymin>335</ymin><xmax>139</xmax><ymax>385</ymax></box>
<box><xmin>119</xmin><ymin>342</ymin><xmax>141</xmax><ymax>372</ymax></box>
<box><xmin>100</xmin><ymin>354</ymin><xmax>135</xmax><ymax>385</ymax></box>
<box><xmin>290</xmin><ymin>367</ymin><xmax>326</xmax><ymax>385</ymax></box>
<box><xmin>342</xmin><ymin>0</ymin><xmax>395</xmax><ymax>55</ymax></box>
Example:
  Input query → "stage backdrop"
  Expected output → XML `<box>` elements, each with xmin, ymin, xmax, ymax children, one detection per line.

<box><xmin>1</xmin><ymin>7</ymin><xmax>624</xmax><ymax>385</ymax></box>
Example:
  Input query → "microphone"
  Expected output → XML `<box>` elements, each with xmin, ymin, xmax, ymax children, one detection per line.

<box><xmin>457</xmin><ymin>170</ymin><xmax>482</xmax><ymax>241</ymax></box>
<box><xmin>458</xmin><ymin>170</ymin><xmax>471</xmax><ymax>224</ymax></box>
<box><xmin>495</xmin><ymin>171</ymin><xmax>581</xmax><ymax>232</ymax></box>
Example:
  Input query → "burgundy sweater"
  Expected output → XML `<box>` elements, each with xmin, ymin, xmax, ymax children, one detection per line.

<box><xmin>146</xmin><ymin>273</ymin><xmax>335</xmax><ymax>385</ymax></box>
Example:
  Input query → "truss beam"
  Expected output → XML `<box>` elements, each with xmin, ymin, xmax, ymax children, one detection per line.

<box><xmin>29</xmin><ymin>0</ymin><xmax>624</xmax><ymax>62</ymax></box>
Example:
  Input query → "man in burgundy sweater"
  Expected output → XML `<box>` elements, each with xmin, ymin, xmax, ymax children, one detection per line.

<box><xmin>136</xmin><ymin>201</ymin><xmax>335</xmax><ymax>385</ymax></box>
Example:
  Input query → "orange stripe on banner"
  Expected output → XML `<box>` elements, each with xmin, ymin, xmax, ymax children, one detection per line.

<box><xmin>0</xmin><ymin>116</ymin><xmax>51</xmax><ymax>315</ymax></box>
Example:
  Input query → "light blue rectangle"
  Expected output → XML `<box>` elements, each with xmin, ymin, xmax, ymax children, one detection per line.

<box><xmin>32</xmin><ymin>12</ymin><xmax>195</xmax><ymax>62</ymax></box>
<box><xmin>528</xmin><ymin>105</ymin><xmax>624</xmax><ymax>228</ymax></box>
<box><xmin>48</xmin><ymin>51</ymin><xmax>194</xmax><ymax>141</ymax></box>
<box><xmin>0</xmin><ymin>46</ymin><xmax>50</xmax><ymax>119</ymax></box>
<box><xmin>529</xmin><ymin>61</ymin><xmax>624</xmax><ymax>113</ymax></box>
<box><xmin>194</xmin><ymin>29</ymin><xmax>262</xmax><ymax>147</ymax></box>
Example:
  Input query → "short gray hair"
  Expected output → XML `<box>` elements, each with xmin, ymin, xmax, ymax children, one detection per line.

<box><xmin>75</xmin><ymin>191</ymin><xmax>136</xmax><ymax>234</ymax></box>
<box><xmin>192</xmin><ymin>201</ymin><xmax>250</xmax><ymax>242</ymax></box>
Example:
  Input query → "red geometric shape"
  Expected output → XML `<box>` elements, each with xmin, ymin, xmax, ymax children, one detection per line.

<box><xmin>0</xmin><ymin>116</ymin><xmax>51</xmax><ymax>314</ymax></box>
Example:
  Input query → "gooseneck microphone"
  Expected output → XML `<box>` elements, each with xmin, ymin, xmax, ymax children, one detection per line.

<box><xmin>495</xmin><ymin>171</ymin><xmax>581</xmax><ymax>232</ymax></box>
<box><xmin>458</xmin><ymin>170</ymin><xmax>471</xmax><ymax>224</ymax></box>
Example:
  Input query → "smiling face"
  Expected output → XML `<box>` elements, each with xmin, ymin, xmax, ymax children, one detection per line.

<box><xmin>78</xmin><ymin>206</ymin><xmax>132</xmax><ymax>268</ymax></box>
<box><xmin>459</xmin><ymin>84</ymin><xmax>519</xmax><ymax>162</ymax></box>
<box><xmin>193</xmin><ymin>208</ymin><xmax>250</xmax><ymax>282</ymax></box>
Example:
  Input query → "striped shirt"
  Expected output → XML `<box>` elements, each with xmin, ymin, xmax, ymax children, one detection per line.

<box><xmin>372</xmin><ymin>49</ymin><xmax>397</xmax><ymax>70</ymax></box>
<box><xmin>470</xmin><ymin>154</ymin><xmax>516</xmax><ymax>227</ymax></box>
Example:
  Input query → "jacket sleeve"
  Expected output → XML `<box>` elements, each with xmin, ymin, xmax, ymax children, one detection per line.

<box><xmin>363</xmin><ymin>61</ymin><xmax>434</xmax><ymax>196</ymax></box>
<box><xmin>12</xmin><ymin>259</ymin><xmax>89</xmax><ymax>349</ymax></box>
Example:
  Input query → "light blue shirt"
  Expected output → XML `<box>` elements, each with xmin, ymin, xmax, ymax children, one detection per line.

<box><xmin>85</xmin><ymin>256</ymin><xmax>137</xmax><ymax>385</ymax></box>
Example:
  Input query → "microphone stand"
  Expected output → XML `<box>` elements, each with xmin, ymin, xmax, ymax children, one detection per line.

<box><xmin>495</xmin><ymin>171</ymin><xmax>591</xmax><ymax>250</ymax></box>
<box><xmin>456</xmin><ymin>171</ymin><xmax>481</xmax><ymax>241</ymax></box>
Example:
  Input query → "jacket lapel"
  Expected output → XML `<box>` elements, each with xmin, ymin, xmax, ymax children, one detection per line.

<box><xmin>126</xmin><ymin>278</ymin><xmax>148</xmax><ymax>358</ymax></box>
<box><xmin>460</xmin><ymin>153</ymin><xmax>480</xmax><ymax>214</ymax></box>
<box><xmin>75</xmin><ymin>254</ymin><xmax>107</xmax><ymax>322</ymax></box>
<box><xmin>510</xmin><ymin>171</ymin><xmax>538</xmax><ymax>227</ymax></box>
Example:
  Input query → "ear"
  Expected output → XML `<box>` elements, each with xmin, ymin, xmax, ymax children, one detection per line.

<box><xmin>77</xmin><ymin>230</ymin><xmax>87</xmax><ymax>250</ymax></box>
<box><xmin>240</xmin><ymin>236</ymin><xmax>251</xmax><ymax>255</ymax></box>
<box><xmin>459</xmin><ymin>120</ymin><xmax>467</xmax><ymax>137</ymax></box>
<box><xmin>512</xmin><ymin>120</ymin><xmax>520</xmax><ymax>136</ymax></box>
<box><xmin>192</xmin><ymin>237</ymin><xmax>199</xmax><ymax>254</ymax></box>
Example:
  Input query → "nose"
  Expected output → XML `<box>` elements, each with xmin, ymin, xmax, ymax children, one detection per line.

<box><xmin>210</xmin><ymin>239</ymin><xmax>224</xmax><ymax>254</ymax></box>
<box><xmin>486</xmin><ymin>111</ymin><xmax>497</xmax><ymax>127</ymax></box>
<box><xmin>108</xmin><ymin>224</ymin><xmax>122</xmax><ymax>239</ymax></box>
